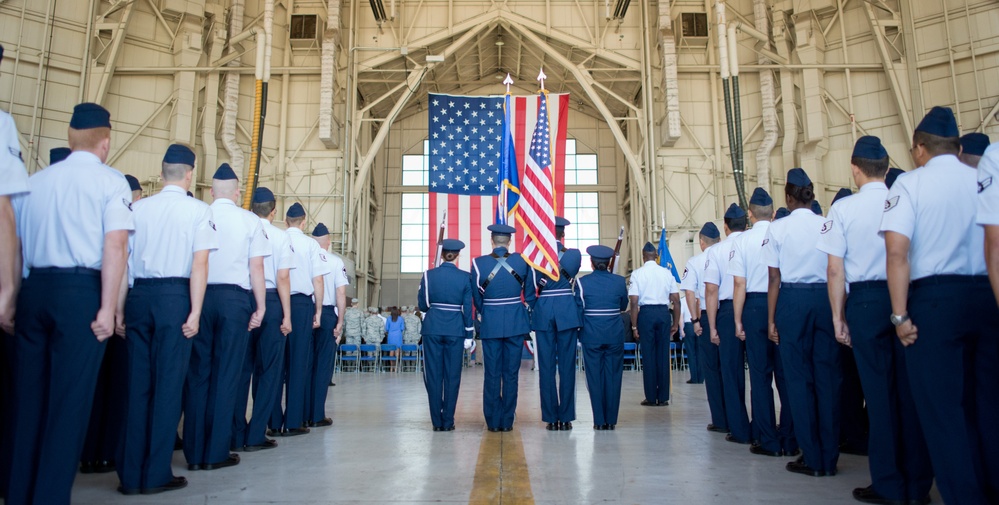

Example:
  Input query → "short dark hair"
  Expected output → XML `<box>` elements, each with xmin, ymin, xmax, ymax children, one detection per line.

<box><xmin>724</xmin><ymin>216</ymin><xmax>747</xmax><ymax>232</ymax></box>
<box><xmin>748</xmin><ymin>204</ymin><xmax>773</xmax><ymax>220</ymax></box>
<box><xmin>699</xmin><ymin>234</ymin><xmax>721</xmax><ymax>245</ymax></box>
<box><xmin>251</xmin><ymin>200</ymin><xmax>275</xmax><ymax>217</ymax></box>
<box><xmin>913</xmin><ymin>130</ymin><xmax>960</xmax><ymax>157</ymax></box>
<box><xmin>442</xmin><ymin>250</ymin><xmax>459</xmax><ymax>262</ymax></box>
<box><xmin>851</xmin><ymin>156</ymin><xmax>889</xmax><ymax>179</ymax></box>
<box><xmin>592</xmin><ymin>259</ymin><xmax>610</xmax><ymax>271</ymax></box>
<box><xmin>286</xmin><ymin>215</ymin><xmax>306</xmax><ymax>227</ymax></box>
<box><xmin>785</xmin><ymin>182</ymin><xmax>815</xmax><ymax>206</ymax></box>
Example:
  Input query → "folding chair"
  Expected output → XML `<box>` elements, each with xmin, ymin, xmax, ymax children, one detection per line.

<box><xmin>337</xmin><ymin>344</ymin><xmax>359</xmax><ymax>373</ymax></box>
<box><xmin>576</xmin><ymin>341</ymin><xmax>584</xmax><ymax>371</ymax></box>
<box><xmin>400</xmin><ymin>344</ymin><xmax>421</xmax><ymax>372</ymax></box>
<box><xmin>380</xmin><ymin>344</ymin><xmax>399</xmax><ymax>372</ymax></box>
<box><xmin>669</xmin><ymin>342</ymin><xmax>679</xmax><ymax>370</ymax></box>
<box><xmin>358</xmin><ymin>344</ymin><xmax>379</xmax><ymax>372</ymax></box>
<box><xmin>623</xmin><ymin>342</ymin><xmax>639</xmax><ymax>371</ymax></box>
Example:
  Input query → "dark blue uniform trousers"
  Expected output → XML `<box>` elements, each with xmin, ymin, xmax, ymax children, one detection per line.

<box><xmin>306</xmin><ymin>307</ymin><xmax>338</xmax><ymax>424</ymax></box>
<box><xmin>744</xmin><ymin>294</ymin><xmax>796</xmax><ymax>453</ymax></box>
<box><xmin>636</xmin><ymin>305</ymin><xmax>671</xmax><ymax>404</ymax></box>
<box><xmin>233</xmin><ymin>291</ymin><xmax>286</xmax><ymax>448</ymax></box>
<box><xmin>846</xmin><ymin>282</ymin><xmax>932</xmax><ymax>503</ymax></box>
<box><xmin>582</xmin><ymin>343</ymin><xmax>623</xmax><ymax>427</ymax></box>
<box><xmin>271</xmin><ymin>294</ymin><xmax>315</xmax><ymax>431</ymax></box>
<box><xmin>482</xmin><ymin>336</ymin><xmax>524</xmax><ymax>430</ymax></box>
<box><xmin>6</xmin><ymin>269</ymin><xmax>105</xmax><ymax>505</ymax></box>
<box><xmin>839</xmin><ymin>345</ymin><xmax>868</xmax><ymax>452</ymax></box>
<box><xmin>905</xmin><ymin>277</ymin><xmax>999</xmax><ymax>505</ymax></box>
<box><xmin>697</xmin><ymin>310</ymin><xmax>727</xmax><ymax>429</ymax></box>
<box><xmin>117</xmin><ymin>279</ymin><xmax>192</xmax><ymax>491</ymax></box>
<box><xmin>536</xmin><ymin>327</ymin><xmax>578</xmax><ymax>423</ymax></box>
<box><xmin>81</xmin><ymin>335</ymin><xmax>127</xmax><ymax>467</ymax></box>
<box><xmin>422</xmin><ymin>334</ymin><xmax>464</xmax><ymax>428</ymax></box>
<box><xmin>717</xmin><ymin>300</ymin><xmax>751</xmax><ymax>442</ymax></box>
<box><xmin>776</xmin><ymin>283</ymin><xmax>841</xmax><ymax>473</ymax></box>
<box><xmin>683</xmin><ymin>322</ymin><xmax>702</xmax><ymax>383</ymax></box>
<box><xmin>183</xmin><ymin>285</ymin><xmax>250</xmax><ymax>466</ymax></box>
<box><xmin>0</xmin><ymin>327</ymin><xmax>12</xmax><ymax>497</ymax></box>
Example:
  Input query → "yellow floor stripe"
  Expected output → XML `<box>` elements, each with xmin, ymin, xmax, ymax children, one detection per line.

<box><xmin>469</xmin><ymin>430</ymin><xmax>535</xmax><ymax>505</ymax></box>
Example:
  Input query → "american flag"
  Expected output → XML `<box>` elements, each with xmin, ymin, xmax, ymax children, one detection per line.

<box><xmin>428</xmin><ymin>92</ymin><xmax>569</xmax><ymax>271</ymax></box>
<box><xmin>517</xmin><ymin>91</ymin><xmax>560</xmax><ymax>280</ymax></box>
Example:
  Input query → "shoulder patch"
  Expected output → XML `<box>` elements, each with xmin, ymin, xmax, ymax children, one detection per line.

<box><xmin>884</xmin><ymin>196</ymin><xmax>899</xmax><ymax>212</ymax></box>
<box><xmin>820</xmin><ymin>220</ymin><xmax>833</xmax><ymax>234</ymax></box>
<box><xmin>728</xmin><ymin>250</ymin><xmax>735</xmax><ymax>261</ymax></box>
<box><xmin>9</xmin><ymin>146</ymin><xmax>20</xmax><ymax>160</ymax></box>
<box><xmin>704</xmin><ymin>259</ymin><xmax>710</xmax><ymax>269</ymax></box>
<box><xmin>122</xmin><ymin>198</ymin><xmax>132</xmax><ymax>211</ymax></box>
<box><xmin>263</xmin><ymin>230</ymin><xmax>269</xmax><ymax>240</ymax></box>
<box><xmin>980</xmin><ymin>176</ymin><xmax>993</xmax><ymax>194</ymax></box>
<box><xmin>208</xmin><ymin>220</ymin><xmax>216</xmax><ymax>231</ymax></box>
<box><xmin>762</xmin><ymin>238</ymin><xmax>769</xmax><ymax>246</ymax></box>
<box><xmin>319</xmin><ymin>251</ymin><xmax>328</xmax><ymax>262</ymax></box>
<box><xmin>681</xmin><ymin>267</ymin><xmax>688</xmax><ymax>280</ymax></box>
<box><xmin>290</xmin><ymin>245</ymin><xmax>296</xmax><ymax>253</ymax></box>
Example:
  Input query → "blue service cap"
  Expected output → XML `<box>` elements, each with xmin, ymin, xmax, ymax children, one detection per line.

<box><xmin>70</xmin><ymin>103</ymin><xmax>111</xmax><ymax>130</ymax></box>
<box><xmin>724</xmin><ymin>203</ymin><xmax>746</xmax><ymax>220</ymax></box>
<box><xmin>853</xmin><ymin>135</ymin><xmax>888</xmax><ymax>159</ymax></box>
<box><xmin>163</xmin><ymin>144</ymin><xmax>196</xmax><ymax>166</ymax></box>
<box><xmin>832</xmin><ymin>188</ymin><xmax>852</xmax><ymax>205</ymax></box>
<box><xmin>487</xmin><ymin>223</ymin><xmax>516</xmax><ymax>235</ymax></box>
<box><xmin>642</xmin><ymin>242</ymin><xmax>656</xmax><ymax>254</ymax></box>
<box><xmin>787</xmin><ymin>167</ymin><xmax>812</xmax><ymax>187</ymax></box>
<box><xmin>312</xmin><ymin>223</ymin><xmax>329</xmax><ymax>237</ymax></box>
<box><xmin>960</xmin><ymin>133</ymin><xmax>990</xmax><ymax>157</ymax></box>
<box><xmin>253</xmin><ymin>187</ymin><xmax>275</xmax><ymax>203</ymax></box>
<box><xmin>811</xmin><ymin>200</ymin><xmax>823</xmax><ymax>215</ymax></box>
<box><xmin>749</xmin><ymin>187</ymin><xmax>773</xmax><ymax>206</ymax></box>
<box><xmin>441</xmin><ymin>238</ymin><xmax>465</xmax><ymax>251</ymax></box>
<box><xmin>915</xmin><ymin>106</ymin><xmax>959</xmax><ymax>138</ymax></box>
<box><xmin>587</xmin><ymin>244</ymin><xmax>615</xmax><ymax>260</ymax></box>
<box><xmin>124</xmin><ymin>174</ymin><xmax>141</xmax><ymax>192</ymax></box>
<box><xmin>555</xmin><ymin>216</ymin><xmax>571</xmax><ymax>227</ymax></box>
<box><xmin>885</xmin><ymin>168</ymin><xmax>905</xmax><ymax>189</ymax></box>
<box><xmin>699</xmin><ymin>222</ymin><xmax>720</xmax><ymax>239</ymax></box>
<box><xmin>49</xmin><ymin>147</ymin><xmax>71</xmax><ymax>165</ymax></box>
<box><xmin>213</xmin><ymin>163</ymin><xmax>238</xmax><ymax>181</ymax></box>
<box><xmin>774</xmin><ymin>207</ymin><xmax>790</xmax><ymax>220</ymax></box>
<box><xmin>286</xmin><ymin>202</ymin><xmax>306</xmax><ymax>218</ymax></box>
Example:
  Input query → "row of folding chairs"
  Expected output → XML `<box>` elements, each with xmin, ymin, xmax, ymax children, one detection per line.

<box><xmin>335</xmin><ymin>343</ymin><xmax>423</xmax><ymax>373</ymax></box>
<box><xmin>573</xmin><ymin>341</ymin><xmax>689</xmax><ymax>372</ymax></box>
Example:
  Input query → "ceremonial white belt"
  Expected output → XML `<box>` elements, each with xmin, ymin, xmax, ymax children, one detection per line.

<box><xmin>483</xmin><ymin>297</ymin><xmax>522</xmax><ymax>306</ymax></box>
<box><xmin>432</xmin><ymin>303</ymin><xmax>462</xmax><ymax>312</ymax></box>
<box><xmin>584</xmin><ymin>308</ymin><xmax>621</xmax><ymax>317</ymax></box>
<box><xmin>539</xmin><ymin>289</ymin><xmax>573</xmax><ymax>298</ymax></box>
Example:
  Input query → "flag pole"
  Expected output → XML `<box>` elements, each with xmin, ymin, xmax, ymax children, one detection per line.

<box><xmin>433</xmin><ymin>209</ymin><xmax>447</xmax><ymax>268</ymax></box>
<box><xmin>501</xmin><ymin>74</ymin><xmax>514</xmax><ymax>225</ymax></box>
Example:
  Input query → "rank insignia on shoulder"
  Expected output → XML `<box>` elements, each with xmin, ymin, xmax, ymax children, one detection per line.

<box><xmin>681</xmin><ymin>267</ymin><xmax>688</xmax><ymax>280</ymax></box>
<box><xmin>884</xmin><ymin>196</ymin><xmax>899</xmax><ymax>211</ymax></box>
<box><xmin>9</xmin><ymin>146</ymin><xmax>20</xmax><ymax>159</ymax></box>
<box><xmin>980</xmin><ymin>177</ymin><xmax>993</xmax><ymax>193</ymax></box>
<box><xmin>122</xmin><ymin>198</ymin><xmax>132</xmax><ymax>211</ymax></box>
<box><xmin>821</xmin><ymin>220</ymin><xmax>833</xmax><ymax>234</ymax></box>
<box><xmin>209</xmin><ymin>220</ymin><xmax>216</xmax><ymax>231</ymax></box>
<box><xmin>762</xmin><ymin>238</ymin><xmax>769</xmax><ymax>246</ymax></box>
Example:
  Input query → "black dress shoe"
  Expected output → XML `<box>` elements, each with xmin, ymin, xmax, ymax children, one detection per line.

<box><xmin>443</xmin><ymin>426</ymin><xmax>455</xmax><ymax>431</ymax></box>
<box><xmin>607</xmin><ymin>424</ymin><xmax>616</xmax><ymax>430</ymax></box>
<box><xmin>560</xmin><ymin>421</ymin><xmax>572</xmax><ymax>431</ymax></box>
<box><xmin>312</xmin><ymin>417</ymin><xmax>333</xmax><ymax>427</ymax></box>
<box><xmin>187</xmin><ymin>463</ymin><xmax>203</xmax><ymax>471</ymax></box>
<box><xmin>726</xmin><ymin>434</ymin><xmax>751</xmax><ymax>445</ymax></box>
<box><xmin>329</xmin><ymin>382</ymin><xmax>336</xmax><ymax>387</ymax></box>
<box><xmin>640</xmin><ymin>400</ymin><xmax>656</xmax><ymax>406</ymax></box>
<box><xmin>283</xmin><ymin>427</ymin><xmax>311</xmax><ymax>437</ymax></box>
<box><xmin>546</xmin><ymin>422</ymin><xmax>558</xmax><ymax>431</ymax></box>
<box><xmin>266</xmin><ymin>429</ymin><xmax>282</xmax><ymax>437</ymax></box>
<box><xmin>601</xmin><ymin>424</ymin><xmax>611</xmax><ymax>430</ymax></box>
<box><xmin>243</xmin><ymin>439</ymin><xmax>278</xmax><ymax>452</ymax></box>
<box><xmin>433</xmin><ymin>426</ymin><xmax>442</xmax><ymax>432</ymax></box>
<box><xmin>782</xmin><ymin>448</ymin><xmax>801</xmax><ymax>457</ymax></box>
<box><xmin>706</xmin><ymin>424</ymin><xmax>729</xmax><ymax>433</ymax></box>
<box><xmin>749</xmin><ymin>444</ymin><xmax>782</xmax><ymax>457</ymax></box>
<box><xmin>487</xmin><ymin>427</ymin><xmax>500</xmax><ymax>432</ymax></box>
<box><xmin>204</xmin><ymin>453</ymin><xmax>240</xmax><ymax>470</ymax></box>
<box><xmin>593</xmin><ymin>425</ymin><xmax>605</xmax><ymax>430</ymax></box>
<box><xmin>500</xmin><ymin>427</ymin><xmax>513</xmax><ymax>432</ymax></box>
<box><xmin>852</xmin><ymin>486</ymin><xmax>907</xmax><ymax>505</ymax></box>
<box><xmin>118</xmin><ymin>485</ymin><xmax>141</xmax><ymax>495</ymax></box>
<box><xmin>93</xmin><ymin>460</ymin><xmax>115</xmax><ymax>473</ymax></box>
<box><xmin>80</xmin><ymin>462</ymin><xmax>95</xmax><ymax>474</ymax></box>
<box><xmin>141</xmin><ymin>476</ymin><xmax>188</xmax><ymax>495</ymax></box>
<box><xmin>786</xmin><ymin>457</ymin><xmax>833</xmax><ymax>477</ymax></box>
<box><xmin>656</xmin><ymin>400</ymin><xmax>669</xmax><ymax>406</ymax></box>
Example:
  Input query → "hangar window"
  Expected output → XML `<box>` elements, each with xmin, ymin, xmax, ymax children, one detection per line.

<box><xmin>400</xmin><ymin>193</ymin><xmax>430</xmax><ymax>273</ymax></box>
<box><xmin>561</xmin><ymin>192</ymin><xmax>601</xmax><ymax>272</ymax></box>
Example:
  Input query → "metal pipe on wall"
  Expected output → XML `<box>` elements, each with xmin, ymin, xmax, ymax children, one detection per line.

<box><xmin>221</xmin><ymin>0</ymin><xmax>245</xmax><ymax>193</ymax></box>
<box><xmin>752</xmin><ymin>0</ymin><xmax>778</xmax><ymax>192</ymax></box>
<box><xmin>26</xmin><ymin>0</ymin><xmax>56</xmax><ymax>173</ymax></box>
<box><xmin>716</xmin><ymin>2</ymin><xmax>739</xmax><ymax>209</ymax></box>
<box><xmin>241</xmin><ymin>0</ymin><xmax>274</xmax><ymax>209</ymax></box>
<box><xmin>276</xmin><ymin>0</ymin><xmax>293</xmax><ymax>218</ymax></box>
<box><xmin>728</xmin><ymin>23</ymin><xmax>747</xmax><ymax>209</ymax></box>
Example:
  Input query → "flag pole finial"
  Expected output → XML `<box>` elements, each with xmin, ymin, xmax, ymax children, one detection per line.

<box><xmin>503</xmin><ymin>73</ymin><xmax>514</xmax><ymax>94</ymax></box>
<box><xmin>537</xmin><ymin>68</ymin><xmax>547</xmax><ymax>91</ymax></box>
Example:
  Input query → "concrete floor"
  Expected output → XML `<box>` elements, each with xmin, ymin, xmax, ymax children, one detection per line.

<box><xmin>70</xmin><ymin>361</ymin><xmax>940</xmax><ymax>504</ymax></box>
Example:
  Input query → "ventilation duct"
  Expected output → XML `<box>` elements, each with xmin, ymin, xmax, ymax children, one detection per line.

<box><xmin>369</xmin><ymin>0</ymin><xmax>388</xmax><ymax>23</ymax></box>
<box><xmin>221</xmin><ymin>0</ymin><xmax>245</xmax><ymax>181</ymax></box>
<box><xmin>754</xmin><ymin>0</ymin><xmax>778</xmax><ymax>190</ymax></box>
<box><xmin>319</xmin><ymin>0</ymin><xmax>341</xmax><ymax>148</ymax></box>
<box><xmin>657</xmin><ymin>2</ymin><xmax>680</xmax><ymax>146</ymax></box>
<box><xmin>612</xmin><ymin>0</ymin><xmax>631</xmax><ymax>20</ymax></box>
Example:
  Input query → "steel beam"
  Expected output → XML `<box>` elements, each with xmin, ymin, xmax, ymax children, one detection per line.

<box><xmin>88</xmin><ymin>1</ymin><xmax>134</xmax><ymax>104</ymax></box>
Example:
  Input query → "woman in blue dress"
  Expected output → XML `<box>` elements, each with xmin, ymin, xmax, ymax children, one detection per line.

<box><xmin>384</xmin><ymin>308</ymin><xmax>405</xmax><ymax>371</ymax></box>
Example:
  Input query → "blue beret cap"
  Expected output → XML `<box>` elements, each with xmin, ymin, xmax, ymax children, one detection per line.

<box><xmin>852</xmin><ymin>135</ymin><xmax>888</xmax><ymax>160</ymax></box>
<box><xmin>163</xmin><ymin>144</ymin><xmax>196</xmax><ymax>166</ymax></box>
<box><xmin>312</xmin><ymin>223</ymin><xmax>329</xmax><ymax>237</ymax></box>
<box><xmin>441</xmin><ymin>239</ymin><xmax>465</xmax><ymax>251</ymax></box>
<box><xmin>286</xmin><ymin>202</ymin><xmax>306</xmax><ymax>218</ymax></box>
<box><xmin>724</xmin><ymin>203</ymin><xmax>746</xmax><ymax>220</ymax></box>
<box><xmin>774</xmin><ymin>207</ymin><xmax>790</xmax><ymax>220</ymax></box>
<box><xmin>124</xmin><ymin>174</ymin><xmax>141</xmax><ymax>192</ymax></box>
<box><xmin>915</xmin><ymin>106</ymin><xmax>959</xmax><ymax>138</ymax></box>
<box><xmin>885</xmin><ymin>168</ymin><xmax>905</xmax><ymax>189</ymax></box>
<box><xmin>699</xmin><ymin>222</ymin><xmax>720</xmax><ymax>239</ymax></box>
<box><xmin>487</xmin><ymin>223</ymin><xmax>516</xmax><ymax>235</ymax></box>
<box><xmin>787</xmin><ymin>168</ymin><xmax>811</xmax><ymax>187</ymax></box>
<box><xmin>49</xmin><ymin>147</ymin><xmax>71</xmax><ymax>165</ymax></box>
<box><xmin>252</xmin><ymin>187</ymin><xmax>275</xmax><ymax>203</ymax></box>
<box><xmin>555</xmin><ymin>216</ymin><xmax>571</xmax><ymax>227</ymax></box>
<box><xmin>70</xmin><ymin>103</ymin><xmax>111</xmax><ymax>130</ymax></box>
<box><xmin>749</xmin><ymin>187</ymin><xmax>773</xmax><ymax>207</ymax></box>
<box><xmin>213</xmin><ymin>163</ymin><xmax>238</xmax><ymax>181</ymax></box>
<box><xmin>832</xmin><ymin>188</ymin><xmax>852</xmax><ymax>205</ymax></box>
<box><xmin>960</xmin><ymin>133</ymin><xmax>990</xmax><ymax>157</ymax></box>
<box><xmin>586</xmin><ymin>244</ymin><xmax>615</xmax><ymax>260</ymax></box>
<box><xmin>811</xmin><ymin>200</ymin><xmax>823</xmax><ymax>215</ymax></box>
<box><xmin>642</xmin><ymin>242</ymin><xmax>656</xmax><ymax>254</ymax></box>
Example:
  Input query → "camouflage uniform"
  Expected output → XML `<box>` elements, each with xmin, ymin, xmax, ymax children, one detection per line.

<box><xmin>402</xmin><ymin>308</ymin><xmax>422</xmax><ymax>345</ymax></box>
<box><xmin>363</xmin><ymin>310</ymin><xmax>385</xmax><ymax>346</ymax></box>
<box><xmin>343</xmin><ymin>304</ymin><xmax>365</xmax><ymax>346</ymax></box>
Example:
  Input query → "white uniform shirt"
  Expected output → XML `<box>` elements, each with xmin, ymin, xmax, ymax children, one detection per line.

<box><xmin>763</xmin><ymin>208</ymin><xmax>829</xmax><ymax>283</ymax></box>
<box><xmin>680</xmin><ymin>296</ymin><xmax>692</xmax><ymax>324</ymax></box>
<box><xmin>261</xmin><ymin>219</ymin><xmax>296</xmax><ymax>290</ymax></box>
<box><xmin>129</xmin><ymin>185</ymin><xmax>217</xmax><ymax>279</ymax></box>
<box><xmin>320</xmin><ymin>251</ymin><xmax>350</xmax><ymax>313</ymax></box>
<box><xmin>628</xmin><ymin>260</ymin><xmax>680</xmax><ymax>306</ymax></box>
<box><xmin>287</xmin><ymin>227</ymin><xmax>331</xmax><ymax>295</ymax></box>
<box><xmin>703</xmin><ymin>231</ymin><xmax>743</xmax><ymax>301</ymax></box>
<box><xmin>680</xmin><ymin>246</ymin><xmax>713</xmax><ymax>310</ymax></box>
<box><xmin>880</xmin><ymin>154</ymin><xmax>985</xmax><ymax>279</ymax></box>
<box><xmin>0</xmin><ymin>111</ymin><xmax>28</xmax><ymax>197</ymax></box>
<box><xmin>978</xmin><ymin>143</ymin><xmax>999</xmax><ymax>227</ymax></box>
<box><xmin>16</xmin><ymin>151</ymin><xmax>134</xmax><ymax>273</ymax></box>
<box><xmin>817</xmin><ymin>182</ymin><xmax>889</xmax><ymax>283</ymax></box>
<box><xmin>207</xmin><ymin>198</ymin><xmax>270</xmax><ymax>289</ymax></box>
<box><xmin>729</xmin><ymin>222</ymin><xmax>770</xmax><ymax>293</ymax></box>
